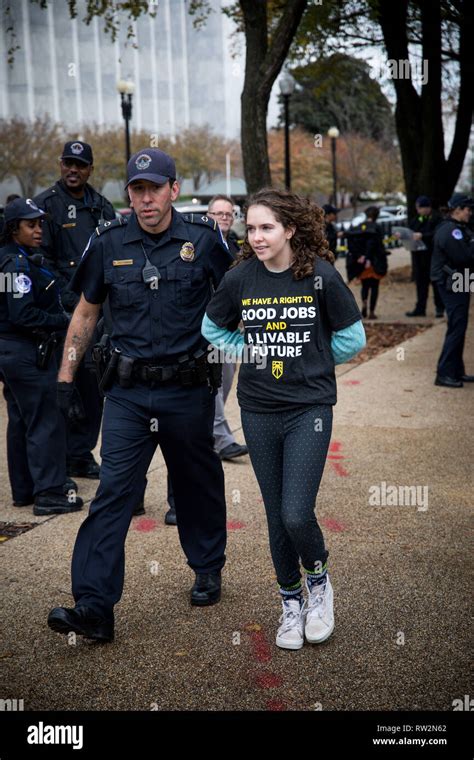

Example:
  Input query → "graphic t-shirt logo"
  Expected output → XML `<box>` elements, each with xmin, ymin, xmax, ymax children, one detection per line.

<box><xmin>272</xmin><ymin>360</ymin><xmax>283</xmax><ymax>379</ymax></box>
<box><xmin>241</xmin><ymin>298</ymin><xmax>316</xmax><ymax>373</ymax></box>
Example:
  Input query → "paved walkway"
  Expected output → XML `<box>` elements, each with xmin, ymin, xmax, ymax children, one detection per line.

<box><xmin>0</xmin><ymin>250</ymin><xmax>472</xmax><ymax>711</ymax></box>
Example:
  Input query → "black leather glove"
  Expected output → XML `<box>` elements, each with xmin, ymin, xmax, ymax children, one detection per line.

<box><xmin>60</xmin><ymin>288</ymin><xmax>80</xmax><ymax>312</ymax></box>
<box><xmin>57</xmin><ymin>381</ymin><xmax>86</xmax><ymax>426</ymax></box>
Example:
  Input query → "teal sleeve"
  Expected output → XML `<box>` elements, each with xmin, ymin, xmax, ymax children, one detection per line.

<box><xmin>201</xmin><ymin>313</ymin><xmax>245</xmax><ymax>358</ymax></box>
<box><xmin>331</xmin><ymin>319</ymin><xmax>366</xmax><ymax>364</ymax></box>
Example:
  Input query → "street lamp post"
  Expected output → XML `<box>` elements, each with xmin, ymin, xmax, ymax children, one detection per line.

<box><xmin>117</xmin><ymin>79</ymin><xmax>135</xmax><ymax>168</ymax></box>
<box><xmin>279</xmin><ymin>70</ymin><xmax>296</xmax><ymax>191</ymax></box>
<box><xmin>327</xmin><ymin>126</ymin><xmax>340</xmax><ymax>207</ymax></box>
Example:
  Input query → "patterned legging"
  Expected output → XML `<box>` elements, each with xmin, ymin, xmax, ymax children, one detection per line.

<box><xmin>241</xmin><ymin>404</ymin><xmax>333</xmax><ymax>587</ymax></box>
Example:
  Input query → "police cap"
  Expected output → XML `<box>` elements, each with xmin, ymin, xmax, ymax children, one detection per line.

<box><xmin>61</xmin><ymin>141</ymin><xmax>93</xmax><ymax>165</ymax></box>
<box><xmin>4</xmin><ymin>198</ymin><xmax>47</xmax><ymax>224</ymax></box>
<box><xmin>448</xmin><ymin>193</ymin><xmax>474</xmax><ymax>209</ymax></box>
<box><xmin>126</xmin><ymin>148</ymin><xmax>176</xmax><ymax>189</ymax></box>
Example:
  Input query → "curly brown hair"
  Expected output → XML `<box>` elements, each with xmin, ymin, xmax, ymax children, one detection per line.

<box><xmin>234</xmin><ymin>188</ymin><xmax>334</xmax><ymax>279</ymax></box>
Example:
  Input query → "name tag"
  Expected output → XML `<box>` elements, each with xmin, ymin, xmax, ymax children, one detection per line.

<box><xmin>112</xmin><ymin>259</ymin><xmax>134</xmax><ymax>266</ymax></box>
<box><xmin>62</xmin><ymin>223</ymin><xmax>76</xmax><ymax>229</ymax></box>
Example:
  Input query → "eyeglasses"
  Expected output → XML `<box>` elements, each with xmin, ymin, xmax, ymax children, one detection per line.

<box><xmin>208</xmin><ymin>211</ymin><xmax>233</xmax><ymax>219</ymax></box>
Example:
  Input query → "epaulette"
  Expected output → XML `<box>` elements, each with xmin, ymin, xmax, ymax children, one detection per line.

<box><xmin>95</xmin><ymin>216</ymin><xmax>127</xmax><ymax>236</ymax></box>
<box><xmin>182</xmin><ymin>213</ymin><xmax>218</xmax><ymax>231</ymax></box>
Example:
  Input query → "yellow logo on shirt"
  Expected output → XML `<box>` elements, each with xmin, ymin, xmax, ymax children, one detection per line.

<box><xmin>272</xmin><ymin>361</ymin><xmax>283</xmax><ymax>379</ymax></box>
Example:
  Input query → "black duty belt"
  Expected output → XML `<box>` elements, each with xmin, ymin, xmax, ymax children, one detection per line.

<box><xmin>134</xmin><ymin>363</ymin><xmax>179</xmax><ymax>383</ymax></box>
<box><xmin>131</xmin><ymin>350</ymin><xmax>209</xmax><ymax>387</ymax></box>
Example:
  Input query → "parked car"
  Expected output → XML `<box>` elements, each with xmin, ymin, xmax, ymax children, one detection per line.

<box><xmin>337</xmin><ymin>207</ymin><xmax>407</xmax><ymax>232</ymax></box>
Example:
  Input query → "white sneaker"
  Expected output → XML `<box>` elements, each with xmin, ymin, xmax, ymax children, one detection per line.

<box><xmin>275</xmin><ymin>598</ymin><xmax>305</xmax><ymax>650</ymax></box>
<box><xmin>304</xmin><ymin>576</ymin><xmax>334</xmax><ymax>643</ymax></box>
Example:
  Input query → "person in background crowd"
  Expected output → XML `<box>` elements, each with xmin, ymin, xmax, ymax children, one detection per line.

<box><xmin>431</xmin><ymin>193</ymin><xmax>474</xmax><ymax>388</ymax></box>
<box><xmin>322</xmin><ymin>204</ymin><xmax>342</xmax><ymax>260</ymax></box>
<box><xmin>356</xmin><ymin>207</ymin><xmax>388</xmax><ymax>319</ymax></box>
<box><xmin>34</xmin><ymin>141</ymin><xmax>116</xmax><ymax>480</ymax></box>
<box><xmin>0</xmin><ymin>198</ymin><xmax>82</xmax><ymax>514</ymax></box>
<box><xmin>406</xmin><ymin>195</ymin><xmax>444</xmax><ymax>318</ymax></box>
<box><xmin>207</xmin><ymin>194</ymin><xmax>248</xmax><ymax>462</ymax></box>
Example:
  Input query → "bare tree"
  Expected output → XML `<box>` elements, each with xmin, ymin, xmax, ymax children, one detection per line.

<box><xmin>0</xmin><ymin>116</ymin><xmax>63</xmax><ymax>197</ymax></box>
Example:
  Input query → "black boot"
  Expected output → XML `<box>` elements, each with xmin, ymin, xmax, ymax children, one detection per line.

<box><xmin>34</xmin><ymin>491</ymin><xmax>83</xmax><ymax>515</ymax></box>
<box><xmin>132</xmin><ymin>500</ymin><xmax>145</xmax><ymax>516</ymax></box>
<box><xmin>67</xmin><ymin>458</ymin><xmax>100</xmax><ymax>479</ymax></box>
<box><xmin>190</xmin><ymin>571</ymin><xmax>222</xmax><ymax>606</ymax></box>
<box><xmin>14</xmin><ymin>479</ymin><xmax>79</xmax><ymax>508</ymax></box>
<box><xmin>48</xmin><ymin>605</ymin><xmax>114</xmax><ymax>642</ymax></box>
<box><xmin>164</xmin><ymin>506</ymin><xmax>177</xmax><ymax>525</ymax></box>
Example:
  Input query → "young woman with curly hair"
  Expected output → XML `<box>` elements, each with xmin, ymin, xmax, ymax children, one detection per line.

<box><xmin>202</xmin><ymin>188</ymin><xmax>366</xmax><ymax>650</ymax></box>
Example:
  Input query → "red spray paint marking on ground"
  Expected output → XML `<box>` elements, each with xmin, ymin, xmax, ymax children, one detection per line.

<box><xmin>133</xmin><ymin>518</ymin><xmax>158</xmax><ymax>532</ymax></box>
<box><xmin>227</xmin><ymin>520</ymin><xmax>246</xmax><ymax>530</ymax></box>
<box><xmin>321</xmin><ymin>517</ymin><xmax>346</xmax><ymax>532</ymax></box>
<box><xmin>266</xmin><ymin>699</ymin><xmax>287</xmax><ymax>711</ymax></box>
<box><xmin>342</xmin><ymin>379</ymin><xmax>361</xmax><ymax>385</ymax></box>
<box><xmin>330</xmin><ymin>462</ymin><xmax>349</xmax><ymax>477</ymax></box>
<box><xmin>327</xmin><ymin>440</ymin><xmax>349</xmax><ymax>476</ymax></box>
<box><xmin>255</xmin><ymin>672</ymin><xmax>283</xmax><ymax>689</ymax></box>
<box><xmin>245</xmin><ymin>624</ymin><xmax>272</xmax><ymax>663</ymax></box>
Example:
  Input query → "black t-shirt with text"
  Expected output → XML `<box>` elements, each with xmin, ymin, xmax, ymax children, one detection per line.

<box><xmin>206</xmin><ymin>257</ymin><xmax>361</xmax><ymax>412</ymax></box>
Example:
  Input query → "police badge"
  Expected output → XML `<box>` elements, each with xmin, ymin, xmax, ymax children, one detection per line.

<box><xmin>180</xmin><ymin>242</ymin><xmax>195</xmax><ymax>262</ymax></box>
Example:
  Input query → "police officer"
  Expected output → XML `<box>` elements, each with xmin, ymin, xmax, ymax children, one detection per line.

<box><xmin>322</xmin><ymin>204</ymin><xmax>341</xmax><ymax>259</ymax></box>
<box><xmin>34</xmin><ymin>141</ymin><xmax>116</xmax><ymax>479</ymax></box>
<box><xmin>405</xmin><ymin>195</ymin><xmax>444</xmax><ymax>318</ymax></box>
<box><xmin>431</xmin><ymin>193</ymin><xmax>474</xmax><ymax>388</ymax></box>
<box><xmin>0</xmin><ymin>198</ymin><xmax>83</xmax><ymax>514</ymax></box>
<box><xmin>47</xmin><ymin>148</ymin><xmax>233</xmax><ymax>642</ymax></box>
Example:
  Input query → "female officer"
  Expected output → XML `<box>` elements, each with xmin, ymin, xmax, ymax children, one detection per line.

<box><xmin>203</xmin><ymin>188</ymin><xmax>366</xmax><ymax>650</ymax></box>
<box><xmin>0</xmin><ymin>198</ymin><xmax>82</xmax><ymax>515</ymax></box>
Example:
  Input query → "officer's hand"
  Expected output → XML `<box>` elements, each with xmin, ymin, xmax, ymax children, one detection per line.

<box><xmin>60</xmin><ymin>289</ymin><xmax>79</xmax><ymax>312</ymax></box>
<box><xmin>57</xmin><ymin>382</ymin><xmax>86</xmax><ymax>425</ymax></box>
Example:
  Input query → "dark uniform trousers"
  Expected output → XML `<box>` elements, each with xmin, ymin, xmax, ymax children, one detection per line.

<box><xmin>0</xmin><ymin>339</ymin><xmax>66</xmax><ymax>498</ymax></box>
<box><xmin>71</xmin><ymin>379</ymin><xmax>227</xmax><ymax>618</ymax></box>
<box><xmin>412</xmin><ymin>251</ymin><xmax>444</xmax><ymax>314</ymax></box>
<box><xmin>436</xmin><ymin>283</ymin><xmax>470</xmax><ymax>378</ymax></box>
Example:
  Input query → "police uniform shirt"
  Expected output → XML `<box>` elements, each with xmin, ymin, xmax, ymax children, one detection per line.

<box><xmin>206</xmin><ymin>257</ymin><xmax>361</xmax><ymax>411</ymax></box>
<box><xmin>33</xmin><ymin>180</ymin><xmax>116</xmax><ymax>284</ymax></box>
<box><xmin>0</xmin><ymin>243</ymin><xmax>69</xmax><ymax>338</ymax></box>
<box><xmin>408</xmin><ymin>211</ymin><xmax>442</xmax><ymax>253</ymax></box>
<box><xmin>70</xmin><ymin>209</ymin><xmax>234</xmax><ymax>360</ymax></box>
<box><xmin>431</xmin><ymin>219</ymin><xmax>474</xmax><ymax>283</ymax></box>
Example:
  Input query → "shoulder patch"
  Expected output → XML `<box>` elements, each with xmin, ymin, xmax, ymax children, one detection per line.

<box><xmin>181</xmin><ymin>213</ymin><xmax>218</xmax><ymax>231</ymax></box>
<box><xmin>95</xmin><ymin>217</ymin><xmax>126</xmax><ymax>237</ymax></box>
<box><xmin>14</xmin><ymin>273</ymin><xmax>32</xmax><ymax>294</ymax></box>
<box><xmin>451</xmin><ymin>228</ymin><xmax>463</xmax><ymax>240</ymax></box>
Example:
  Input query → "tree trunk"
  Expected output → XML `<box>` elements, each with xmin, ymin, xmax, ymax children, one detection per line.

<box><xmin>378</xmin><ymin>0</ymin><xmax>474</xmax><ymax>215</ymax></box>
<box><xmin>240</xmin><ymin>0</ymin><xmax>308</xmax><ymax>195</ymax></box>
